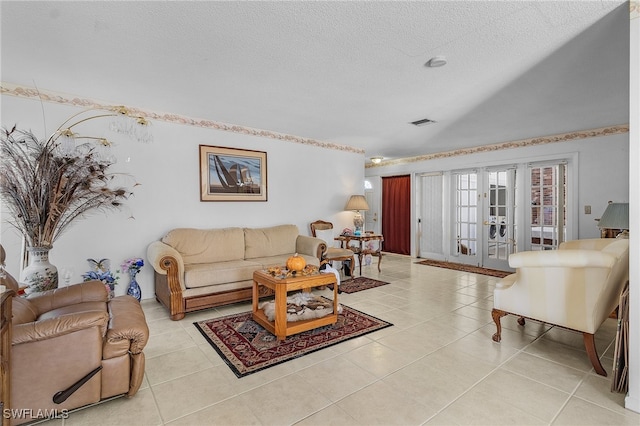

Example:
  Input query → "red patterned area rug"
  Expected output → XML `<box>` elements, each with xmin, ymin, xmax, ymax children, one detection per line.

<box><xmin>415</xmin><ymin>259</ymin><xmax>512</xmax><ymax>278</ymax></box>
<box><xmin>194</xmin><ymin>304</ymin><xmax>392</xmax><ymax>378</ymax></box>
<box><xmin>328</xmin><ymin>276</ymin><xmax>390</xmax><ymax>294</ymax></box>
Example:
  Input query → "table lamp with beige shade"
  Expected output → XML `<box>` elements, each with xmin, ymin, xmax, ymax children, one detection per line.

<box><xmin>345</xmin><ymin>195</ymin><xmax>369</xmax><ymax>235</ymax></box>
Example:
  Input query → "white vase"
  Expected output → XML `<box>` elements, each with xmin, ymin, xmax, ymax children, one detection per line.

<box><xmin>20</xmin><ymin>246</ymin><xmax>58</xmax><ymax>294</ymax></box>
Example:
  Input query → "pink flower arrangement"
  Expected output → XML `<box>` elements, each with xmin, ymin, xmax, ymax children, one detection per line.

<box><xmin>121</xmin><ymin>258</ymin><xmax>144</xmax><ymax>276</ymax></box>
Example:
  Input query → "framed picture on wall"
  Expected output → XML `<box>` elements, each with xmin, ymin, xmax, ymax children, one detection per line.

<box><xmin>199</xmin><ymin>145</ymin><xmax>267</xmax><ymax>201</ymax></box>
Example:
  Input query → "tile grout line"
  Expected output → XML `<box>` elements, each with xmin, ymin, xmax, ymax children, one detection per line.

<box><xmin>420</xmin><ymin>324</ymin><xmax>558</xmax><ymax>425</ymax></box>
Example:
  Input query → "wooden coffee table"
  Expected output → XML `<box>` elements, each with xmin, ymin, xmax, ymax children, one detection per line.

<box><xmin>252</xmin><ymin>269</ymin><xmax>338</xmax><ymax>341</ymax></box>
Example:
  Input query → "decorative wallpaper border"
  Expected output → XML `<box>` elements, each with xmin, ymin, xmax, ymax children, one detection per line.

<box><xmin>0</xmin><ymin>82</ymin><xmax>364</xmax><ymax>155</ymax></box>
<box><xmin>366</xmin><ymin>124</ymin><xmax>630</xmax><ymax>168</ymax></box>
<box><xmin>1</xmin><ymin>83</ymin><xmax>628</xmax><ymax>166</ymax></box>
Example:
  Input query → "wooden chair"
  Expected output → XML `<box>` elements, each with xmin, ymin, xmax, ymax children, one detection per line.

<box><xmin>310</xmin><ymin>220</ymin><xmax>355</xmax><ymax>277</ymax></box>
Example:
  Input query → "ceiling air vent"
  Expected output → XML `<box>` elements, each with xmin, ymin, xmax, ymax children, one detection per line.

<box><xmin>410</xmin><ymin>118</ymin><xmax>436</xmax><ymax>127</ymax></box>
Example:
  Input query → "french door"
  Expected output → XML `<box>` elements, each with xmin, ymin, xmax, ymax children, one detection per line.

<box><xmin>453</xmin><ymin>167</ymin><xmax>516</xmax><ymax>270</ymax></box>
<box><xmin>416</xmin><ymin>160</ymin><xmax>570</xmax><ymax>269</ymax></box>
<box><xmin>482</xmin><ymin>168</ymin><xmax>517</xmax><ymax>270</ymax></box>
<box><xmin>454</xmin><ymin>172</ymin><xmax>479</xmax><ymax>262</ymax></box>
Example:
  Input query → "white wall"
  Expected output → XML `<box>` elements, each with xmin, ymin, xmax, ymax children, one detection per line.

<box><xmin>365</xmin><ymin>132</ymin><xmax>629</xmax><ymax>256</ymax></box>
<box><xmin>626</xmin><ymin>2</ymin><xmax>639</xmax><ymax>414</ymax></box>
<box><xmin>0</xmin><ymin>95</ymin><xmax>364</xmax><ymax>299</ymax></box>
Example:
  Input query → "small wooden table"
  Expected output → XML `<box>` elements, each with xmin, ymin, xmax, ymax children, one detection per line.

<box><xmin>252</xmin><ymin>269</ymin><xmax>338</xmax><ymax>341</ymax></box>
<box><xmin>1</xmin><ymin>289</ymin><xmax>15</xmax><ymax>426</ymax></box>
<box><xmin>335</xmin><ymin>233</ymin><xmax>384</xmax><ymax>276</ymax></box>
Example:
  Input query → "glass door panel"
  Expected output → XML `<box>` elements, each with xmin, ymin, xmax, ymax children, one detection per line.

<box><xmin>454</xmin><ymin>173</ymin><xmax>478</xmax><ymax>262</ymax></box>
<box><xmin>529</xmin><ymin>164</ymin><xmax>566</xmax><ymax>250</ymax></box>
<box><xmin>483</xmin><ymin>169</ymin><xmax>516</xmax><ymax>270</ymax></box>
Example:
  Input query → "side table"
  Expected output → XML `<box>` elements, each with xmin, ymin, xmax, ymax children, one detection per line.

<box><xmin>335</xmin><ymin>233</ymin><xmax>384</xmax><ymax>276</ymax></box>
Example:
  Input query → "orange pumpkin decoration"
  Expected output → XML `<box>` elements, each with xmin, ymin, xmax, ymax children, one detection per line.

<box><xmin>286</xmin><ymin>253</ymin><xmax>306</xmax><ymax>272</ymax></box>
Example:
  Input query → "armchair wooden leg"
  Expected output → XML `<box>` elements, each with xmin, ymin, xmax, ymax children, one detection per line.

<box><xmin>583</xmin><ymin>333</ymin><xmax>607</xmax><ymax>376</ymax></box>
<box><xmin>491</xmin><ymin>309</ymin><xmax>506</xmax><ymax>342</ymax></box>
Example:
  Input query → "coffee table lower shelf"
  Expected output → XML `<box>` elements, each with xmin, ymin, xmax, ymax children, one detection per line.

<box><xmin>252</xmin><ymin>309</ymin><xmax>338</xmax><ymax>340</ymax></box>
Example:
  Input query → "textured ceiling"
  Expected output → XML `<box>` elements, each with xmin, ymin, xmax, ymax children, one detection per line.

<box><xmin>0</xmin><ymin>1</ymin><xmax>630</xmax><ymax>163</ymax></box>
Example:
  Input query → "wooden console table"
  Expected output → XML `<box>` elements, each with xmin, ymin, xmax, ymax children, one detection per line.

<box><xmin>252</xmin><ymin>270</ymin><xmax>338</xmax><ymax>341</ymax></box>
<box><xmin>335</xmin><ymin>233</ymin><xmax>384</xmax><ymax>276</ymax></box>
<box><xmin>1</xmin><ymin>289</ymin><xmax>15</xmax><ymax>426</ymax></box>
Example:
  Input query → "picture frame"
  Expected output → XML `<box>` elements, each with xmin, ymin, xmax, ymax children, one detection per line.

<box><xmin>199</xmin><ymin>145</ymin><xmax>268</xmax><ymax>201</ymax></box>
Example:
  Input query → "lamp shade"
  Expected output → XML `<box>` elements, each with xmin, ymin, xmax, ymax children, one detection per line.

<box><xmin>345</xmin><ymin>195</ymin><xmax>369</xmax><ymax>211</ymax></box>
<box><xmin>598</xmin><ymin>203</ymin><xmax>629</xmax><ymax>229</ymax></box>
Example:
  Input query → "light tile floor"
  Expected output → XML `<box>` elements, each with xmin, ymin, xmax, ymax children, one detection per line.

<box><xmin>44</xmin><ymin>254</ymin><xmax>640</xmax><ymax>425</ymax></box>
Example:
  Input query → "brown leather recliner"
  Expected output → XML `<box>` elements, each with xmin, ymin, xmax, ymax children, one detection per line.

<box><xmin>0</xmin><ymin>245</ymin><xmax>149</xmax><ymax>425</ymax></box>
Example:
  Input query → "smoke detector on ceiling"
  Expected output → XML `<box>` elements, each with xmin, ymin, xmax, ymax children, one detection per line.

<box><xmin>410</xmin><ymin>118</ymin><xmax>436</xmax><ymax>127</ymax></box>
<box><xmin>425</xmin><ymin>56</ymin><xmax>447</xmax><ymax>68</ymax></box>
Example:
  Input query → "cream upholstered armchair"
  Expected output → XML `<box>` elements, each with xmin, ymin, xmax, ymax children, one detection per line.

<box><xmin>492</xmin><ymin>238</ymin><xmax>629</xmax><ymax>376</ymax></box>
<box><xmin>0</xmin><ymin>245</ymin><xmax>149</xmax><ymax>425</ymax></box>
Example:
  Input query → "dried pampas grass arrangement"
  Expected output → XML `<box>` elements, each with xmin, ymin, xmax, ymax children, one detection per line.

<box><xmin>0</xmin><ymin>124</ymin><xmax>136</xmax><ymax>248</ymax></box>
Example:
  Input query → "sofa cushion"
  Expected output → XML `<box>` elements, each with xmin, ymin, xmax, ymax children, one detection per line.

<box><xmin>162</xmin><ymin>227</ymin><xmax>245</xmax><ymax>264</ymax></box>
<box><xmin>244</xmin><ymin>225</ymin><xmax>299</xmax><ymax>259</ymax></box>
<box><xmin>184</xmin><ymin>259</ymin><xmax>262</xmax><ymax>289</ymax></box>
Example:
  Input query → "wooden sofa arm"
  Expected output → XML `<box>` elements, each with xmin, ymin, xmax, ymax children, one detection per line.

<box><xmin>147</xmin><ymin>241</ymin><xmax>184</xmax><ymax>278</ymax></box>
<box><xmin>147</xmin><ymin>241</ymin><xmax>186</xmax><ymax>320</ymax></box>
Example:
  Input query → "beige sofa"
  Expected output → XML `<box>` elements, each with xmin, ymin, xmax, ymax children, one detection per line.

<box><xmin>147</xmin><ymin>224</ymin><xmax>326</xmax><ymax>320</ymax></box>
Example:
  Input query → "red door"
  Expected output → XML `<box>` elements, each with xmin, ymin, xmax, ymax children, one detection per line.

<box><xmin>381</xmin><ymin>175</ymin><xmax>411</xmax><ymax>255</ymax></box>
